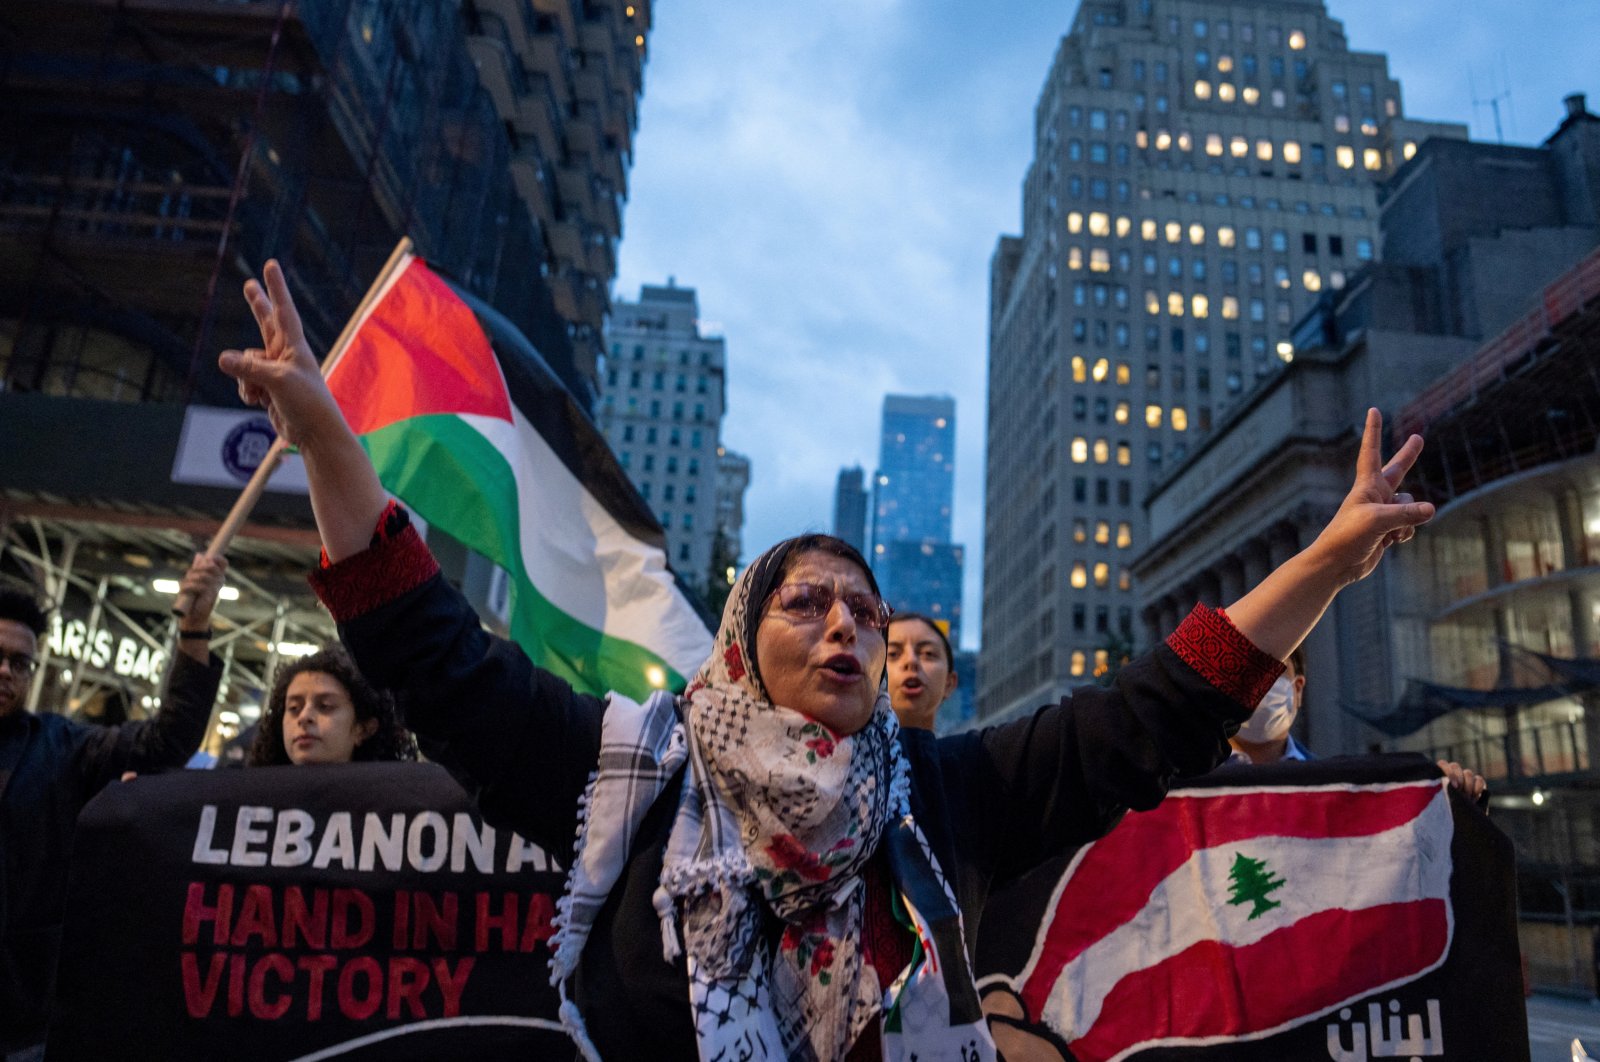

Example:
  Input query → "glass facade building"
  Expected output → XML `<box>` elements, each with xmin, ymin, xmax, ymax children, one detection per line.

<box><xmin>872</xmin><ymin>395</ymin><xmax>963</xmax><ymax>644</ymax></box>
<box><xmin>980</xmin><ymin>0</ymin><xmax>1463</xmax><ymax>721</ymax></box>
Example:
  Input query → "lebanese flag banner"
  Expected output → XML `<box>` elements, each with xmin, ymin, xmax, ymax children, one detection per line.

<box><xmin>975</xmin><ymin>755</ymin><xmax>1527</xmax><ymax>1062</ymax></box>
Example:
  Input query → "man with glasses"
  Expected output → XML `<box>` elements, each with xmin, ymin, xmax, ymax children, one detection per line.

<box><xmin>0</xmin><ymin>564</ymin><xmax>224</xmax><ymax>1060</ymax></box>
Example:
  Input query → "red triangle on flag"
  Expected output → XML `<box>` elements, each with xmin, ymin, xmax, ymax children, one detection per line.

<box><xmin>328</xmin><ymin>256</ymin><xmax>513</xmax><ymax>435</ymax></box>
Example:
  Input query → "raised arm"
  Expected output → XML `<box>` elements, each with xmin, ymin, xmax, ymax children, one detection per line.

<box><xmin>217</xmin><ymin>260</ymin><xmax>386</xmax><ymax>562</ymax></box>
<box><xmin>1224</xmin><ymin>407</ymin><xmax>1433</xmax><ymax>659</ymax></box>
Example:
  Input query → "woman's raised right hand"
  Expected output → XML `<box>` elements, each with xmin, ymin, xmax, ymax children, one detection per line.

<box><xmin>217</xmin><ymin>259</ymin><xmax>347</xmax><ymax>451</ymax></box>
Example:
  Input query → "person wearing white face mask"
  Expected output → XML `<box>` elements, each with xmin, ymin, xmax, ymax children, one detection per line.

<box><xmin>1227</xmin><ymin>646</ymin><xmax>1488</xmax><ymax>804</ymax></box>
<box><xmin>1228</xmin><ymin>647</ymin><xmax>1310</xmax><ymax>764</ymax></box>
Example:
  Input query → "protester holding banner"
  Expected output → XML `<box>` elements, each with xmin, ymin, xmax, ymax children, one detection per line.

<box><xmin>0</xmin><ymin>554</ymin><xmax>226</xmax><ymax>1058</ymax></box>
<box><xmin>245</xmin><ymin>644</ymin><xmax>416</xmax><ymax>767</ymax></box>
<box><xmin>217</xmin><ymin>260</ymin><xmax>1436</xmax><ymax>1061</ymax></box>
<box><xmin>886</xmin><ymin>613</ymin><xmax>958</xmax><ymax>732</ymax></box>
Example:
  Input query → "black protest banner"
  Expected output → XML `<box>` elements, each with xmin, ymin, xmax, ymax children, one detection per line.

<box><xmin>48</xmin><ymin>762</ymin><xmax>571</xmax><ymax>1060</ymax></box>
<box><xmin>974</xmin><ymin>755</ymin><xmax>1526</xmax><ymax>1062</ymax></box>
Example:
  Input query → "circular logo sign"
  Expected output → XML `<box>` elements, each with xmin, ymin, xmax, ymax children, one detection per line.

<box><xmin>220</xmin><ymin>417</ymin><xmax>279</xmax><ymax>482</ymax></box>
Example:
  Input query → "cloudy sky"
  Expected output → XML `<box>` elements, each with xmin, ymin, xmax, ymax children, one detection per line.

<box><xmin>613</xmin><ymin>0</ymin><xmax>1600</xmax><ymax>649</ymax></box>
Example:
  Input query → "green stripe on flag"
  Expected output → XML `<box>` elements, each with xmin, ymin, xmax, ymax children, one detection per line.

<box><xmin>359</xmin><ymin>414</ymin><xmax>689</xmax><ymax>702</ymax></box>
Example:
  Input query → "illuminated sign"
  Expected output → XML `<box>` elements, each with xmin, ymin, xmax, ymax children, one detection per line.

<box><xmin>46</xmin><ymin>617</ymin><xmax>168</xmax><ymax>683</ymax></box>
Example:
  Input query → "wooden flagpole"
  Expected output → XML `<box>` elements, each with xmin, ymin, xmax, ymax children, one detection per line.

<box><xmin>173</xmin><ymin>237</ymin><xmax>415</xmax><ymax>617</ymax></box>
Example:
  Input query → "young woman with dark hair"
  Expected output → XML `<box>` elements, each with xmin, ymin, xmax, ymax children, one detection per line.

<box><xmin>246</xmin><ymin>645</ymin><xmax>416</xmax><ymax>767</ymax></box>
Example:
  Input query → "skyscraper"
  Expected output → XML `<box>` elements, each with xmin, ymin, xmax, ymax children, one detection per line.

<box><xmin>872</xmin><ymin>395</ymin><xmax>963</xmax><ymax>643</ymax></box>
<box><xmin>600</xmin><ymin>282</ymin><xmax>747</xmax><ymax>595</ymax></box>
<box><xmin>832</xmin><ymin>466</ymin><xmax>870</xmax><ymax>554</ymax></box>
<box><xmin>980</xmin><ymin>0</ymin><xmax>1464</xmax><ymax>722</ymax></box>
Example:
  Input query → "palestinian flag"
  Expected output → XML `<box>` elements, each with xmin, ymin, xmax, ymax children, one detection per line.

<box><xmin>325</xmin><ymin>252</ymin><xmax>713</xmax><ymax>701</ymax></box>
<box><xmin>1016</xmin><ymin>773</ymin><xmax>1455</xmax><ymax>1062</ymax></box>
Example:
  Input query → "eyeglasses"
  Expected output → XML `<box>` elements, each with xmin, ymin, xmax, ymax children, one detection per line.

<box><xmin>767</xmin><ymin>583</ymin><xmax>893</xmax><ymax>630</ymax></box>
<box><xmin>0</xmin><ymin>652</ymin><xmax>38</xmax><ymax>677</ymax></box>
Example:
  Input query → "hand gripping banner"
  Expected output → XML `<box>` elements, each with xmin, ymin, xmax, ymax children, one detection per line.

<box><xmin>973</xmin><ymin>755</ymin><xmax>1526</xmax><ymax>1062</ymax></box>
<box><xmin>48</xmin><ymin>763</ymin><xmax>569</xmax><ymax>1060</ymax></box>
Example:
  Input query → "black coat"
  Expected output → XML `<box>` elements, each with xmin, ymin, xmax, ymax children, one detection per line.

<box><xmin>330</xmin><ymin>553</ymin><xmax>1271</xmax><ymax>1061</ymax></box>
<box><xmin>0</xmin><ymin>651</ymin><xmax>219</xmax><ymax>1051</ymax></box>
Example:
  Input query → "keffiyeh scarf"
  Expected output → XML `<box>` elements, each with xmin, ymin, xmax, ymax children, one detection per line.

<box><xmin>550</xmin><ymin>539</ymin><xmax>996</xmax><ymax>1062</ymax></box>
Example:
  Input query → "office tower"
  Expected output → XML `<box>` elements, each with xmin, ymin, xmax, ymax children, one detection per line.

<box><xmin>600</xmin><ymin>282</ymin><xmax>746</xmax><ymax>594</ymax></box>
<box><xmin>0</xmin><ymin>1</ymin><xmax>625</xmax><ymax>723</ymax></box>
<box><xmin>980</xmin><ymin>0</ymin><xmax>1464</xmax><ymax>721</ymax></box>
<box><xmin>833</xmin><ymin>466</ymin><xmax>870</xmax><ymax>554</ymax></box>
<box><xmin>873</xmin><ymin>395</ymin><xmax>963</xmax><ymax>644</ymax></box>
<box><xmin>465</xmin><ymin>0</ymin><xmax>653</xmax><ymax>404</ymax></box>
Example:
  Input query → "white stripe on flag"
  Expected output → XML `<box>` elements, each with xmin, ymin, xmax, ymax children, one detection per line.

<box><xmin>460</xmin><ymin>412</ymin><xmax>711</xmax><ymax>678</ymax></box>
<box><xmin>1045</xmin><ymin>783</ymin><xmax>1453</xmax><ymax>1040</ymax></box>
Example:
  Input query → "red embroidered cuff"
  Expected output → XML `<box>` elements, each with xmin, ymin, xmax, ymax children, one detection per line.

<box><xmin>1165</xmin><ymin>603</ymin><xmax>1285</xmax><ymax>708</ymax></box>
<box><xmin>307</xmin><ymin>506</ymin><xmax>440</xmax><ymax>622</ymax></box>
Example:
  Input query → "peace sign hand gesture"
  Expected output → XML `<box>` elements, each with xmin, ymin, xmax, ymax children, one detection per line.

<box><xmin>1307</xmin><ymin>408</ymin><xmax>1435</xmax><ymax>589</ymax></box>
<box><xmin>217</xmin><ymin>259</ymin><xmax>344</xmax><ymax>449</ymax></box>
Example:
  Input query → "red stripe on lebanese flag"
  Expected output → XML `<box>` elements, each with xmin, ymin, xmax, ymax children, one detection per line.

<box><xmin>327</xmin><ymin>255</ymin><xmax>514</xmax><ymax>435</ymax></box>
<box><xmin>1021</xmin><ymin>781</ymin><xmax>1439</xmax><ymax>1003</ymax></box>
<box><xmin>1070</xmin><ymin>899</ymin><xmax>1450</xmax><ymax>1062</ymax></box>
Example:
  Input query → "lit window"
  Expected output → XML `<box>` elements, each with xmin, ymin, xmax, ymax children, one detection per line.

<box><xmin>1403</xmin><ymin>141</ymin><xmax>1417</xmax><ymax>160</ymax></box>
<box><xmin>1218</xmin><ymin>83</ymin><xmax>1236</xmax><ymax>102</ymax></box>
<box><xmin>1165</xmin><ymin>220</ymin><xmax>1182</xmax><ymax>243</ymax></box>
<box><xmin>1142</xmin><ymin>218</ymin><xmax>1158</xmax><ymax>241</ymax></box>
<box><xmin>1271</xmin><ymin>88</ymin><xmax>1287</xmax><ymax>108</ymax></box>
<box><xmin>1192</xmin><ymin>294</ymin><xmax>1209</xmax><ymax>318</ymax></box>
<box><xmin>1117</xmin><ymin>442</ymin><xmax>1131</xmax><ymax>465</ymax></box>
<box><xmin>1276</xmin><ymin>340</ymin><xmax>1295</xmax><ymax>361</ymax></box>
<box><xmin>1194</xmin><ymin>80</ymin><xmax>1212</xmax><ymax>100</ymax></box>
<box><xmin>1172</xmin><ymin>407</ymin><xmax>1189</xmax><ymax>431</ymax></box>
<box><xmin>1387</xmin><ymin>98</ymin><xmax>1399</xmax><ymax>117</ymax></box>
<box><xmin>1335</xmin><ymin>145</ymin><xmax>1355</xmax><ymax>169</ymax></box>
<box><xmin>1116</xmin><ymin>216</ymin><xmax>1131</xmax><ymax>237</ymax></box>
<box><xmin>1145</xmin><ymin>404</ymin><xmax>1163</xmax><ymax>428</ymax></box>
<box><xmin>1221</xmin><ymin>295</ymin><xmax>1240</xmax><ymax>319</ymax></box>
<box><xmin>1334</xmin><ymin>114</ymin><xmax>1351</xmax><ymax>133</ymax></box>
<box><xmin>1090</xmin><ymin>248</ymin><xmax>1111</xmax><ymax>272</ymax></box>
<box><xmin>1230</xmin><ymin>136</ymin><xmax>1248</xmax><ymax>158</ymax></box>
<box><xmin>1069</xmin><ymin>246</ymin><xmax>1084</xmax><ymax>269</ymax></box>
<box><xmin>1189</xmin><ymin>222</ymin><xmax>1206</xmax><ymax>244</ymax></box>
<box><xmin>1089</xmin><ymin>211</ymin><xmax>1110</xmax><ymax>236</ymax></box>
<box><xmin>1095</xmin><ymin>520</ymin><xmax>1110</xmax><ymax>543</ymax></box>
<box><xmin>1218</xmin><ymin>225</ymin><xmax>1236</xmax><ymax>247</ymax></box>
<box><xmin>1205</xmin><ymin>134</ymin><xmax>1224</xmax><ymax>157</ymax></box>
<box><xmin>1136</xmin><ymin>129</ymin><xmax>1149</xmax><ymax>148</ymax></box>
<box><xmin>1071</xmin><ymin>437</ymin><xmax>1089</xmax><ymax>463</ymax></box>
<box><xmin>1145</xmin><ymin>290</ymin><xmax>1160</xmax><ymax>315</ymax></box>
<box><xmin>1116</xmin><ymin>522</ymin><xmax>1133</xmax><ymax>548</ymax></box>
<box><xmin>1073</xmin><ymin>519</ymin><xmax>1088</xmax><ymax>543</ymax></box>
<box><xmin>1093</xmin><ymin>563</ymin><xmax>1110</xmax><ymax>588</ymax></box>
<box><xmin>1094</xmin><ymin>648</ymin><xmax>1111</xmax><ymax>675</ymax></box>
<box><xmin>1156</xmin><ymin>131</ymin><xmax>1173</xmax><ymax>150</ymax></box>
<box><xmin>1072</xmin><ymin>356</ymin><xmax>1087</xmax><ymax>382</ymax></box>
<box><xmin>1071</xmin><ymin>564</ymin><xmax>1088</xmax><ymax>589</ymax></box>
<box><xmin>1363</xmin><ymin>148</ymin><xmax>1382</xmax><ymax>171</ymax></box>
<box><xmin>1303</xmin><ymin>269</ymin><xmax>1322</xmax><ymax>292</ymax></box>
<box><xmin>1217</xmin><ymin>55</ymin><xmax>1234</xmax><ymax>73</ymax></box>
<box><xmin>1068</xmin><ymin>211</ymin><xmax>1084</xmax><ymax>233</ymax></box>
<box><xmin>1242</xmin><ymin>86</ymin><xmax>1260</xmax><ymax>105</ymax></box>
<box><xmin>1283</xmin><ymin>140</ymin><xmax>1301</xmax><ymax>164</ymax></box>
<box><xmin>1361</xmin><ymin>118</ymin><xmax>1379</xmax><ymax>137</ymax></box>
<box><xmin>1256</xmin><ymin>139</ymin><xmax>1273</xmax><ymax>161</ymax></box>
<box><xmin>1115</xmin><ymin>362</ymin><xmax>1131</xmax><ymax>385</ymax></box>
<box><xmin>1093</xmin><ymin>439</ymin><xmax>1110</xmax><ymax>465</ymax></box>
<box><xmin>1177</xmin><ymin>132</ymin><xmax>1193</xmax><ymax>151</ymax></box>
<box><xmin>1119</xmin><ymin>568</ymin><xmax>1132</xmax><ymax>591</ymax></box>
<box><xmin>1114</xmin><ymin>401</ymin><xmax>1130</xmax><ymax>424</ymax></box>
<box><xmin>1071</xmin><ymin>651</ymin><xmax>1086</xmax><ymax>676</ymax></box>
<box><xmin>1167</xmin><ymin>292</ymin><xmax>1185</xmax><ymax>317</ymax></box>
<box><xmin>1288</xmin><ymin>29</ymin><xmax>1305</xmax><ymax>49</ymax></box>
<box><xmin>1330</xmin><ymin>269</ymin><xmax>1346</xmax><ymax>289</ymax></box>
<box><xmin>1092</xmin><ymin>357</ymin><xmax>1110</xmax><ymax>381</ymax></box>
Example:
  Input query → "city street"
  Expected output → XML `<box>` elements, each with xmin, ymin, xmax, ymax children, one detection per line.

<box><xmin>1528</xmin><ymin>994</ymin><xmax>1600</xmax><ymax>1061</ymax></box>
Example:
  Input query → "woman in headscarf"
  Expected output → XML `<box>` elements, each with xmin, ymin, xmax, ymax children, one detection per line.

<box><xmin>218</xmin><ymin>261</ymin><xmax>1435</xmax><ymax>1060</ymax></box>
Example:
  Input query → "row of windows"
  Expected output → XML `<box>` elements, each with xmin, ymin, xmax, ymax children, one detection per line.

<box><xmin>617</xmin><ymin>453</ymin><xmax>703</xmax><ymax>482</ymax></box>
<box><xmin>609</xmin><ymin>342</ymin><xmax>718</xmax><ymax>368</ymax></box>
<box><xmin>602</xmin><ymin>397</ymin><xmax>712</xmax><ymax>422</ymax></box>
<box><xmin>1067</xmin><ymin>519</ymin><xmax>1135</xmax><ymax>549</ymax></box>
<box><xmin>606</xmin><ymin>368</ymin><xmax>714</xmax><ymax>394</ymax></box>
<box><xmin>618</xmin><ymin>424</ymin><xmax>706</xmax><ymax>449</ymax></box>
<box><xmin>635</xmin><ymin>479</ymin><xmax>700</xmax><ymax>509</ymax></box>
<box><xmin>1066</xmin><ymin>214</ymin><xmax>1372</xmax><ymax>258</ymax></box>
<box><xmin>1069</xmin><ymin>561</ymin><xmax>1133</xmax><ymax>591</ymax></box>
